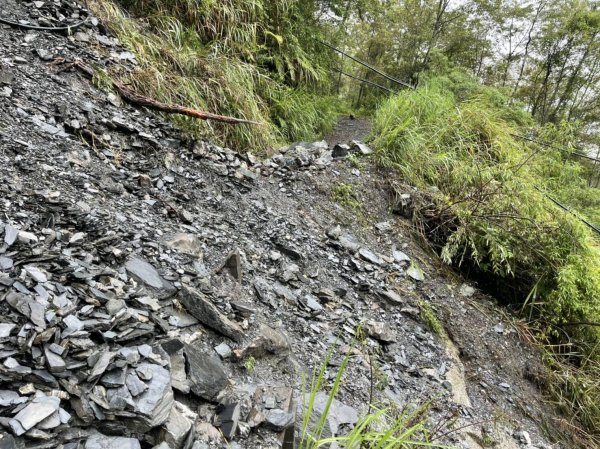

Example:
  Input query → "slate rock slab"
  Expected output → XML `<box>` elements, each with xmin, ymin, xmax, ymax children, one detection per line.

<box><xmin>184</xmin><ymin>344</ymin><xmax>228</xmax><ymax>401</ymax></box>
<box><xmin>9</xmin><ymin>396</ymin><xmax>60</xmax><ymax>436</ymax></box>
<box><xmin>178</xmin><ymin>285</ymin><xmax>244</xmax><ymax>342</ymax></box>
<box><xmin>0</xmin><ymin>433</ymin><xmax>20</xmax><ymax>449</ymax></box>
<box><xmin>133</xmin><ymin>363</ymin><xmax>173</xmax><ymax>429</ymax></box>
<box><xmin>85</xmin><ymin>434</ymin><xmax>141</xmax><ymax>449</ymax></box>
<box><xmin>125</xmin><ymin>257</ymin><xmax>176</xmax><ymax>299</ymax></box>
<box><xmin>300</xmin><ymin>392</ymin><xmax>358</xmax><ymax>437</ymax></box>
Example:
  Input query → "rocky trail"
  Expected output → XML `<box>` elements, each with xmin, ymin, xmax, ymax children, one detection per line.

<box><xmin>0</xmin><ymin>1</ymin><xmax>570</xmax><ymax>449</ymax></box>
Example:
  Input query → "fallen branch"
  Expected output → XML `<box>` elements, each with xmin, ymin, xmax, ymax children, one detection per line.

<box><xmin>0</xmin><ymin>15</ymin><xmax>89</xmax><ymax>32</ymax></box>
<box><xmin>57</xmin><ymin>59</ymin><xmax>261</xmax><ymax>126</ymax></box>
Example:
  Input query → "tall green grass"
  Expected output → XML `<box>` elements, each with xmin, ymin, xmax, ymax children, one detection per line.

<box><xmin>89</xmin><ymin>0</ymin><xmax>340</xmax><ymax>150</ymax></box>
<box><xmin>372</xmin><ymin>73</ymin><xmax>600</xmax><ymax>439</ymax></box>
<box><xmin>300</xmin><ymin>343</ymin><xmax>449</xmax><ymax>449</ymax></box>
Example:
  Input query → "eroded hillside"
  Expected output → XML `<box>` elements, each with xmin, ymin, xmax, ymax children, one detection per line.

<box><xmin>0</xmin><ymin>1</ymin><xmax>580</xmax><ymax>449</ymax></box>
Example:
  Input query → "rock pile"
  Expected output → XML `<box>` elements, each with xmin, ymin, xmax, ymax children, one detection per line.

<box><xmin>0</xmin><ymin>2</ymin><xmax>566</xmax><ymax>448</ymax></box>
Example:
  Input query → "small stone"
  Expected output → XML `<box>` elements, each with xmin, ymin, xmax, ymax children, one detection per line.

<box><xmin>392</xmin><ymin>249</ymin><xmax>411</xmax><ymax>263</ymax></box>
<box><xmin>0</xmin><ymin>257</ymin><xmax>13</xmax><ymax>270</ymax></box>
<box><xmin>163</xmin><ymin>403</ymin><xmax>194</xmax><ymax>448</ymax></box>
<box><xmin>234</xmin><ymin>324</ymin><xmax>290</xmax><ymax>359</ymax></box>
<box><xmin>264</xmin><ymin>409</ymin><xmax>294</xmax><ymax>431</ymax></box>
<box><xmin>337</xmin><ymin>234</ymin><xmax>360</xmax><ymax>252</ymax></box>
<box><xmin>214</xmin><ymin>343</ymin><xmax>232</xmax><ymax>359</ymax></box>
<box><xmin>0</xmin><ymin>324</ymin><xmax>16</xmax><ymax>338</ymax></box>
<box><xmin>493</xmin><ymin>323</ymin><xmax>506</xmax><ymax>334</ymax></box>
<box><xmin>138</xmin><ymin>344</ymin><xmax>153</xmax><ymax>358</ymax></box>
<box><xmin>303</xmin><ymin>295</ymin><xmax>323</xmax><ymax>312</ymax></box>
<box><xmin>378</xmin><ymin>290</ymin><xmax>403</xmax><ymax>305</ymax></box>
<box><xmin>63</xmin><ymin>314</ymin><xmax>84</xmax><ymax>333</ymax></box>
<box><xmin>406</xmin><ymin>265</ymin><xmax>425</xmax><ymax>282</ymax></box>
<box><xmin>88</xmin><ymin>351</ymin><xmax>116</xmax><ymax>381</ymax></box>
<box><xmin>9</xmin><ymin>396</ymin><xmax>60</xmax><ymax>436</ymax></box>
<box><xmin>514</xmin><ymin>430</ymin><xmax>532</xmax><ymax>446</ymax></box>
<box><xmin>217</xmin><ymin>250</ymin><xmax>242</xmax><ymax>283</ymax></box>
<box><xmin>332</xmin><ymin>144</ymin><xmax>350</xmax><ymax>158</ymax></box>
<box><xmin>217</xmin><ymin>403</ymin><xmax>240</xmax><ymax>439</ymax></box>
<box><xmin>126</xmin><ymin>372</ymin><xmax>148</xmax><ymax>397</ymax></box>
<box><xmin>47</xmin><ymin>343</ymin><xmax>65</xmax><ymax>356</ymax></box>
<box><xmin>24</xmin><ymin>266</ymin><xmax>47</xmax><ymax>283</ymax></box>
<box><xmin>359</xmin><ymin>248</ymin><xmax>383</xmax><ymax>265</ymax></box>
<box><xmin>4</xmin><ymin>225</ymin><xmax>18</xmax><ymax>246</ymax></box>
<box><xmin>17</xmin><ymin>231</ymin><xmax>38</xmax><ymax>244</ymax></box>
<box><xmin>459</xmin><ymin>284</ymin><xmax>476</xmax><ymax>297</ymax></box>
<box><xmin>366</xmin><ymin>321</ymin><xmax>396</xmax><ymax>343</ymax></box>
<box><xmin>0</xmin><ymin>391</ymin><xmax>27</xmax><ymax>407</ymax></box>
<box><xmin>44</xmin><ymin>345</ymin><xmax>66</xmax><ymax>373</ymax></box>
<box><xmin>101</xmin><ymin>369</ymin><xmax>127</xmax><ymax>388</ymax></box>
<box><xmin>85</xmin><ymin>434</ymin><xmax>141</xmax><ymax>449</ymax></box>
<box><xmin>133</xmin><ymin>363</ymin><xmax>174</xmax><ymax>429</ymax></box>
<box><xmin>69</xmin><ymin>232</ymin><xmax>85</xmax><ymax>245</ymax></box>
<box><xmin>125</xmin><ymin>257</ymin><xmax>176</xmax><ymax>299</ymax></box>
<box><xmin>350</xmin><ymin>140</ymin><xmax>373</xmax><ymax>155</ymax></box>
<box><xmin>163</xmin><ymin>233</ymin><xmax>202</xmax><ymax>257</ymax></box>
<box><xmin>301</xmin><ymin>392</ymin><xmax>358</xmax><ymax>437</ymax></box>
<box><xmin>178</xmin><ymin>285</ymin><xmax>244</xmax><ymax>342</ymax></box>
<box><xmin>326</xmin><ymin>226</ymin><xmax>342</xmax><ymax>239</ymax></box>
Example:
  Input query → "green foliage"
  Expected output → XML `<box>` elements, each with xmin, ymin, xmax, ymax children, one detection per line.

<box><xmin>373</xmin><ymin>74</ymin><xmax>600</xmax><ymax>437</ymax></box>
<box><xmin>89</xmin><ymin>0</ymin><xmax>341</xmax><ymax>150</ymax></box>
<box><xmin>419</xmin><ymin>302</ymin><xmax>448</xmax><ymax>341</ymax></box>
<box><xmin>243</xmin><ymin>356</ymin><xmax>256</xmax><ymax>373</ymax></box>
<box><xmin>269</xmin><ymin>88</ymin><xmax>339</xmax><ymax>143</ymax></box>
<box><xmin>300</xmin><ymin>342</ymin><xmax>447</xmax><ymax>449</ymax></box>
<box><xmin>332</xmin><ymin>183</ymin><xmax>362</xmax><ymax>210</ymax></box>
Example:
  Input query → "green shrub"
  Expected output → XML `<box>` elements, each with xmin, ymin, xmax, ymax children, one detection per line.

<box><xmin>373</xmin><ymin>79</ymin><xmax>600</xmax><ymax>346</ymax></box>
<box><xmin>89</xmin><ymin>0</ymin><xmax>341</xmax><ymax>150</ymax></box>
<box><xmin>373</xmin><ymin>75</ymin><xmax>600</xmax><ymax>437</ymax></box>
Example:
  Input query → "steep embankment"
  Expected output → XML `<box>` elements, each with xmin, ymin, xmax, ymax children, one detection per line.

<box><xmin>0</xmin><ymin>2</ymin><xmax>578</xmax><ymax>449</ymax></box>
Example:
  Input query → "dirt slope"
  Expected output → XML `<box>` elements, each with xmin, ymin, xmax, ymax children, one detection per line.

<box><xmin>0</xmin><ymin>1</ymin><xmax>572</xmax><ymax>448</ymax></box>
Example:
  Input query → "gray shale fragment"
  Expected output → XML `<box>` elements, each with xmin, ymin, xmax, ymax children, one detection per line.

<box><xmin>132</xmin><ymin>363</ymin><xmax>173</xmax><ymax>428</ymax></box>
<box><xmin>44</xmin><ymin>345</ymin><xmax>66</xmax><ymax>373</ymax></box>
<box><xmin>184</xmin><ymin>344</ymin><xmax>228</xmax><ymax>401</ymax></box>
<box><xmin>162</xmin><ymin>402</ymin><xmax>194</xmax><ymax>448</ymax></box>
<box><xmin>8</xmin><ymin>396</ymin><xmax>60</xmax><ymax>436</ymax></box>
<box><xmin>264</xmin><ymin>409</ymin><xmax>294</xmax><ymax>431</ymax></box>
<box><xmin>125</xmin><ymin>256</ymin><xmax>177</xmax><ymax>299</ymax></box>
<box><xmin>0</xmin><ymin>391</ymin><xmax>27</xmax><ymax>407</ymax></box>
<box><xmin>85</xmin><ymin>434</ymin><xmax>141</xmax><ymax>449</ymax></box>
<box><xmin>126</xmin><ymin>372</ymin><xmax>148</xmax><ymax>397</ymax></box>
<box><xmin>178</xmin><ymin>285</ymin><xmax>244</xmax><ymax>342</ymax></box>
<box><xmin>88</xmin><ymin>351</ymin><xmax>116</xmax><ymax>381</ymax></box>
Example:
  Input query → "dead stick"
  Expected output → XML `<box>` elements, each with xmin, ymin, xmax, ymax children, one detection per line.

<box><xmin>113</xmin><ymin>83</ymin><xmax>260</xmax><ymax>125</ymax></box>
<box><xmin>63</xmin><ymin>59</ymin><xmax>261</xmax><ymax>126</ymax></box>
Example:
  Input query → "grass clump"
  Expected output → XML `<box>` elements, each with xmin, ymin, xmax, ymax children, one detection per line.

<box><xmin>243</xmin><ymin>356</ymin><xmax>256</xmax><ymax>373</ymax></box>
<box><xmin>332</xmin><ymin>183</ymin><xmax>362</xmax><ymax>210</ymax></box>
<box><xmin>372</xmin><ymin>73</ymin><xmax>600</xmax><ymax>439</ymax></box>
<box><xmin>88</xmin><ymin>0</ymin><xmax>341</xmax><ymax>150</ymax></box>
<box><xmin>300</xmin><ymin>342</ymin><xmax>448</xmax><ymax>449</ymax></box>
<box><xmin>419</xmin><ymin>302</ymin><xmax>447</xmax><ymax>342</ymax></box>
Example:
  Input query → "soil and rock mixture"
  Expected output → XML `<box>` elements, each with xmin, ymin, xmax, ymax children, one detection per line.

<box><xmin>0</xmin><ymin>1</ymin><xmax>574</xmax><ymax>449</ymax></box>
